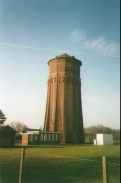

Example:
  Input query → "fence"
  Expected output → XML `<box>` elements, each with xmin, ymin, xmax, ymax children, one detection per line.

<box><xmin>0</xmin><ymin>147</ymin><xmax>120</xmax><ymax>183</ymax></box>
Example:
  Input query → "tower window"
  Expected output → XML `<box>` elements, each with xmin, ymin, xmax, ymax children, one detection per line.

<box><xmin>60</xmin><ymin>76</ymin><xmax>65</xmax><ymax>82</ymax></box>
<box><xmin>51</xmin><ymin>102</ymin><xmax>54</xmax><ymax>121</ymax></box>
<box><xmin>50</xmin><ymin>78</ymin><xmax>53</xmax><ymax>83</ymax></box>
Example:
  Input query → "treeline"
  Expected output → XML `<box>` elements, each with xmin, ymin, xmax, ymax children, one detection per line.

<box><xmin>84</xmin><ymin>124</ymin><xmax>120</xmax><ymax>142</ymax></box>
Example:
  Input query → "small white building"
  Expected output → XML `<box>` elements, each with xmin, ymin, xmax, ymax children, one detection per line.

<box><xmin>94</xmin><ymin>134</ymin><xmax>113</xmax><ymax>145</ymax></box>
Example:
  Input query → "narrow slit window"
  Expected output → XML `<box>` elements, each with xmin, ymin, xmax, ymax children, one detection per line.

<box><xmin>60</xmin><ymin>77</ymin><xmax>62</xmax><ymax>82</ymax></box>
<box><xmin>51</xmin><ymin>102</ymin><xmax>54</xmax><ymax>121</ymax></box>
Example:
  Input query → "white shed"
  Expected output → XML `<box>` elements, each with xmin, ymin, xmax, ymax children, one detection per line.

<box><xmin>94</xmin><ymin>134</ymin><xmax>113</xmax><ymax>145</ymax></box>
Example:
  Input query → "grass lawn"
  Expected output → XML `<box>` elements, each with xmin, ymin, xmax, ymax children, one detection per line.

<box><xmin>0</xmin><ymin>144</ymin><xmax>120</xmax><ymax>183</ymax></box>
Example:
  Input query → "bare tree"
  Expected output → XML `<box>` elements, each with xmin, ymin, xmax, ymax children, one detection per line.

<box><xmin>39</xmin><ymin>126</ymin><xmax>43</xmax><ymax>131</ymax></box>
<box><xmin>9</xmin><ymin>122</ymin><xmax>28</xmax><ymax>132</ymax></box>
<box><xmin>84</xmin><ymin>124</ymin><xmax>113</xmax><ymax>134</ymax></box>
<box><xmin>0</xmin><ymin>110</ymin><xmax>7</xmax><ymax>124</ymax></box>
<box><xmin>84</xmin><ymin>124</ymin><xmax>120</xmax><ymax>142</ymax></box>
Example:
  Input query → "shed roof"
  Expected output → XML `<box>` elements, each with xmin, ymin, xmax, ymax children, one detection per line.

<box><xmin>0</xmin><ymin>125</ymin><xmax>16</xmax><ymax>133</ymax></box>
<box><xmin>0</xmin><ymin>125</ymin><xmax>6</xmax><ymax>130</ymax></box>
<box><xmin>23</xmin><ymin>128</ymin><xmax>42</xmax><ymax>133</ymax></box>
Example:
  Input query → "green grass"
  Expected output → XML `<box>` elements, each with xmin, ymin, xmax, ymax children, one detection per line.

<box><xmin>0</xmin><ymin>144</ymin><xmax>120</xmax><ymax>183</ymax></box>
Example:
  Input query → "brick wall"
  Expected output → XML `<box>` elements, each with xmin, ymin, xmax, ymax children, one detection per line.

<box><xmin>44</xmin><ymin>55</ymin><xmax>84</xmax><ymax>143</ymax></box>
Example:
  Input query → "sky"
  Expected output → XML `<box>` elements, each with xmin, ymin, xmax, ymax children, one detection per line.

<box><xmin>0</xmin><ymin>0</ymin><xmax>120</xmax><ymax>130</ymax></box>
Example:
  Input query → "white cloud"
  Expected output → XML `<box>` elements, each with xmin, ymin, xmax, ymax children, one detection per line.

<box><xmin>83</xmin><ymin>36</ymin><xmax>120</xmax><ymax>57</ymax></box>
<box><xmin>68</xmin><ymin>29</ymin><xmax>119</xmax><ymax>57</ymax></box>
<box><xmin>69</xmin><ymin>29</ymin><xmax>87</xmax><ymax>43</ymax></box>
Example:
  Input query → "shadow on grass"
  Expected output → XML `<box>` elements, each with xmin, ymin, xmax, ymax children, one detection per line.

<box><xmin>14</xmin><ymin>143</ymin><xmax>91</xmax><ymax>149</ymax></box>
<box><xmin>0</xmin><ymin>143</ymin><xmax>94</xmax><ymax>149</ymax></box>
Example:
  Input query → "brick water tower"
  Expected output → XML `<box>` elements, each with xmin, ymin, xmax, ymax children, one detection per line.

<box><xmin>43</xmin><ymin>53</ymin><xmax>84</xmax><ymax>143</ymax></box>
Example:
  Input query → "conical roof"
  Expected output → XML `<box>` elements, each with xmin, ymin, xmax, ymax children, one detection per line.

<box><xmin>58</xmin><ymin>53</ymin><xmax>73</xmax><ymax>58</ymax></box>
<box><xmin>48</xmin><ymin>53</ymin><xmax>82</xmax><ymax>65</ymax></box>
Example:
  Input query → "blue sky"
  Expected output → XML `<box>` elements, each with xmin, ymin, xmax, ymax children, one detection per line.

<box><xmin>0</xmin><ymin>0</ymin><xmax>120</xmax><ymax>129</ymax></box>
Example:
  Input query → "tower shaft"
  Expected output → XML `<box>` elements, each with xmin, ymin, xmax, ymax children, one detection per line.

<box><xmin>43</xmin><ymin>54</ymin><xmax>84</xmax><ymax>143</ymax></box>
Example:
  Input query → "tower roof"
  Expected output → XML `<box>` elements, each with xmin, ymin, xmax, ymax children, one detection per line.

<box><xmin>58</xmin><ymin>53</ymin><xmax>74</xmax><ymax>58</ymax></box>
<box><xmin>48</xmin><ymin>53</ymin><xmax>82</xmax><ymax>65</ymax></box>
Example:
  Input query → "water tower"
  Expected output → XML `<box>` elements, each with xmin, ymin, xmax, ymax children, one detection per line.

<box><xmin>43</xmin><ymin>53</ymin><xmax>84</xmax><ymax>143</ymax></box>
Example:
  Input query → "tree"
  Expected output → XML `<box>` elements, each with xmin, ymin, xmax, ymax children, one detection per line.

<box><xmin>111</xmin><ymin>129</ymin><xmax>120</xmax><ymax>143</ymax></box>
<box><xmin>0</xmin><ymin>110</ymin><xmax>7</xmax><ymax>124</ymax></box>
<box><xmin>84</xmin><ymin>124</ymin><xmax>120</xmax><ymax>142</ymax></box>
<box><xmin>39</xmin><ymin>126</ymin><xmax>43</xmax><ymax>131</ymax></box>
<box><xmin>84</xmin><ymin>124</ymin><xmax>113</xmax><ymax>134</ymax></box>
<box><xmin>9</xmin><ymin>122</ymin><xmax>28</xmax><ymax>132</ymax></box>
